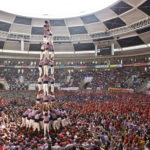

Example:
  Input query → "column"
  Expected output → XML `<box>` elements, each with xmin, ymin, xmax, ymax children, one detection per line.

<box><xmin>21</xmin><ymin>38</ymin><xmax>24</xmax><ymax>51</ymax></box>
<box><xmin>95</xmin><ymin>43</ymin><xmax>98</xmax><ymax>56</ymax></box>
<box><xmin>111</xmin><ymin>43</ymin><xmax>114</xmax><ymax>56</ymax></box>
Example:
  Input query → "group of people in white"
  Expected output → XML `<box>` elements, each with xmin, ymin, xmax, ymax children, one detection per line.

<box><xmin>22</xmin><ymin>107</ymin><xmax>71</xmax><ymax>136</ymax></box>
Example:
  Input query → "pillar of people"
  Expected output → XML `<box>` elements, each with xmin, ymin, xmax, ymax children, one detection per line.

<box><xmin>22</xmin><ymin>20</ymin><xmax>69</xmax><ymax>137</ymax></box>
<box><xmin>38</xmin><ymin>20</ymin><xmax>55</xmax><ymax>108</ymax></box>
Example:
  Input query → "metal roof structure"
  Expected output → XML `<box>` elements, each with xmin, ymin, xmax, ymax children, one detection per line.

<box><xmin>0</xmin><ymin>0</ymin><xmax>150</xmax><ymax>53</ymax></box>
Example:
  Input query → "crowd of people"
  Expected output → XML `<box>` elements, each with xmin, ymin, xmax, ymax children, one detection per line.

<box><xmin>0</xmin><ymin>91</ymin><xmax>150</xmax><ymax>149</ymax></box>
<box><xmin>0</xmin><ymin>54</ymin><xmax>149</xmax><ymax>66</ymax></box>
<box><xmin>0</xmin><ymin>53</ymin><xmax>150</xmax><ymax>91</ymax></box>
<box><xmin>0</xmin><ymin>66</ymin><xmax>150</xmax><ymax>92</ymax></box>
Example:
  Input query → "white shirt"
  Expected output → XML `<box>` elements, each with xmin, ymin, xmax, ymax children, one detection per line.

<box><xmin>43</xmin><ymin>37</ymin><xmax>48</xmax><ymax>44</ymax></box>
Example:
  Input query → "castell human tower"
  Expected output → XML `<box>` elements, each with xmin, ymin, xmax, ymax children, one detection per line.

<box><xmin>22</xmin><ymin>20</ymin><xmax>68</xmax><ymax>137</ymax></box>
<box><xmin>37</xmin><ymin>20</ymin><xmax>55</xmax><ymax>108</ymax></box>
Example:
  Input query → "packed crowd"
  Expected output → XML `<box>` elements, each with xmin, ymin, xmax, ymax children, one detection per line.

<box><xmin>0</xmin><ymin>91</ymin><xmax>150</xmax><ymax>149</ymax></box>
<box><xmin>0</xmin><ymin>66</ymin><xmax>150</xmax><ymax>91</ymax></box>
<box><xmin>0</xmin><ymin>53</ymin><xmax>150</xmax><ymax>91</ymax></box>
<box><xmin>0</xmin><ymin>54</ymin><xmax>150</xmax><ymax>66</ymax></box>
<box><xmin>62</xmin><ymin>67</ymin><xmax>150</xmax><ymax>90</ymax></box>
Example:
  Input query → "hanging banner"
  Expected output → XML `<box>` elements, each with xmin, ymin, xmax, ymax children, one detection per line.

<box><xmin>108</xmin><ymin>88</ymin><xmax>134</xmax><ymax>93</ymax></box>
<box><xmin>95</xmin><ymin>65</ymin><xmax>109</xmax><ymax>68</ymax></box>
<box><xmin>60</xmin><ymin>87</ymin><xmax>79</xmax><ymax>91</ymax></box>
<box><xmin>0</xmin><ymin>62</ymin><xmax>150</xmax><ymax>69</ymax></box>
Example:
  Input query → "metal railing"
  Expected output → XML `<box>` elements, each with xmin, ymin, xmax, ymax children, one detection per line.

<box><xmin>0</xmin><ymin>17</ymin><xmax>150</xmax><ymax>42</ymax></box>
<box><xmin>90</xmin><ymin>17</ymin><xmax>150</xmax><ymax>39</ymax></box>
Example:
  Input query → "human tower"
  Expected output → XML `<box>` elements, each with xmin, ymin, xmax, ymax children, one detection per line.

<box><xmin>37</xmin><ymin>20</ymin><xmax>55</xmax><ymax>105</ymax></box>
<box><xmin>22</xmin><ymin>21</ymin><xmax>69</xmax><ymax>137</ymax></box>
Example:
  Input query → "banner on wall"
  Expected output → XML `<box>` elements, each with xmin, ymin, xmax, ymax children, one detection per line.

<box><xmin>110</xmin><ymin>64</ymin><xmax>122</xmax><ymax>68</ymax></box>
<box><xmin>60</xmin><ymin>87</ymin><xmax>79</xmax><ymax>91</ymax></box>
<box><xmin>123</xmin><ymin>62</ymin><xmax>149</xmax><ymax>67</ymax></box>
<box><xmin>95</xmin><ymin>65</ymin><xmax>109</xmax><ymax>68</ymax></box>
<box><xmin>0</xmin><ymin>62</ymin><xmax>150</xmax><ymax>69</ymax></box>
<box><xmin>108</xmin><ymin>88</ymin><xmax>134</xmax><ymax>93</ymax></box>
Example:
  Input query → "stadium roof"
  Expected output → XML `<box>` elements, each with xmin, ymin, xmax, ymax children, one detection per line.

<box><xmin>0</xmin><ymin>0</ymin><xmax>150</xmax><ymax>54</ymax></box>
<box><xmin>0</xmin><ymin>0</ymin><xmax>117</xmax><ymax>19</ymax></box>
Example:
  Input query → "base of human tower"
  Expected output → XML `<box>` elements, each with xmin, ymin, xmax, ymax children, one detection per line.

<box><xmin>21</xmin><ymin>100</ymin><xmax>71</xmax><ymax>138</ymax></box>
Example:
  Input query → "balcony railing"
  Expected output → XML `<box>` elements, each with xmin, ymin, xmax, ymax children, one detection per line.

<box><xmin>0</xmin><ymin>17</ymin><xmax>150</xmax><ymax>42</ymax></box>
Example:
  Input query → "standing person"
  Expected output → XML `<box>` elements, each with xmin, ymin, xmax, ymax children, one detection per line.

<box><xmin>44</xmin><ymin>20</ymin><xmax>51</xmax><ymax>36</ymax></box>
<box><xmin>39</xmin><ymin>112</ymin><xmax>44</xmax><ymax>130</ymax></box>
<box><xmin>25</xmin><ymin>109</ymin><xmax>31</xmax><ymax>128</ymax></box>
<box><xmin>43</xmin><ymin>95</ymin><xmax>49</xmax><ymax>105</ymax></box>
<box><xmin>51</xmin><ymin>110</ymin><xmax>57</xmax><ymax>130</ymax></box>
<box><xmin>21</xmin><ymin>111</ymin><xmax>26</xmax><ymax>127</ymax></box>
<box><xmin>29</xmin><ymin>108</ymin><xmax>37</xmax><ymax>129</ymax></box>
<box><xmin>43</xmin><ymin>35</ymin><xmax>48</xmax><ymax>44</ymax></box>
<box><xmin>28</xmin><ymin>109</ymin><xmax>33</xmax><ymax>129</ymax></box>
<box><xmin>38</xmin><ymin>76</ymin><xmax>42</xmax><ymax>91</ymax></box>
<box><xmin>61</xmin><ymin>110</ymin><xmax>67</xmax><ymax>127</ymax></box>
<box><xmin>33</xmin><ymin>111</ymin><xmax>40</xmax><ymax>132</ymax></box>
<box><xmin>40</xmin><ymin>43</ymin><xmax>46</xmax><ymax>60</ymax></box>
<box><xmin>36</xmin><ymin>91</ymin><xmax>42</xmax><ymax>104</ymax></box>
<box><xmin>22</xmin><ymin>110</ymin><xmax>28</xmax><ymax>127</ymax></box>
<box><xmin>54</xmin><ymin>109</ymin><xmax>62</xmax><ymax>131</ymax></box>
<box><xmin>51</xmin><ymin>49</ymin><xmax>54</xmax><ymax>59</ymax></box>
<box><xmin>44</xmin><ymin>24</ymin><xmax>48</xmax><ymax>31</ymax></box>
<box><xmin>49</xmin><ymin>44</ymin><xmax>54</xmax><ymax>56</ymax></box>
<box><xmin>50</xmin><ymin>58</ymin><xmax>54</xmax><ymax>75</ymax></box>
<box><xmin>44</xmin><ymin>47</ymin><xmax>49</xmax><ymax>59</ymax></box>
<box><xmin>43</xmin><ymin>58</ymin><xmax>49</xmax><ymax>76</ymax></box>
<box><xmin>42</xmin><ymin>75</ymin><xmax>50</xmax><ymax>96</ymax></box>
<box><xmin>38</xmin><ymin>59</ymin><xmax>43</xmax><ymax>77</ymax></box>
<box><xmin>50</xmin><ymin>74</ymin><xmax>55</xmax><ymax>94</ymax></box>
<box><xmin>43</xmin><ymin>112</ymin><xmax>50</xmax><ymax>137</ymax></box>
<box><xmin>49</xmin><ymin>93</ymin><xmax>56</xmax><ymax>103</ymax></box>
<box><xmin>47</xmin><ymin>42</ymin><xmax>54</xmax><ymax>57</ymax></box>
<box><xmin>48</xmin><ymin>33</ymin><xmax>53</xmax><ymax>44</ymax></box>
<box><xmin>45</xmin><ymin>20</ymin><xmax>51</xmax><ymax>30</ymax></box>
<box><xmin>52</xmin><ymin>143</ymin><xmax>61</xmax><ymax>150</ymax></box>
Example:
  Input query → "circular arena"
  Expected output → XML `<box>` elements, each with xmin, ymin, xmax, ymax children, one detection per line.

<box><xmin>0</xmin><ymin>0</ymin><xmax>150</xmax><ymax>149</ymax></box>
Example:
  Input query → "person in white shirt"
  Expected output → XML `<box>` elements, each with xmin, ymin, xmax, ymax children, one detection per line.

<box><xmin>43</xmin><ymin>112</ymin><xmax>50</xmax><ymax>137</ymax></box>
<box><xmin>50</xmin><ymin>74</ymin><xmax>55</xmax><ymax>93</ymax></box>
<box><xmin>38</xmin><ymin>60</ymin><xmax>44</xmax><ymax>77</ymax></box>
<box><xmin>43</xmin><ymin>36</ymin><xmax>48</xmax><ymax>44</ymax></box>
<box><xmin>43</xmin><ymin>58</ymin><xmax>49</xmax><ymax>76</ymax></box>
<box><xmin>50</xmin><ymin>58</ymin><xmax>54</xmax><ymax>75</ymax></box>
<box><xmin>33</xmin><ymin>111</ymin><xmax>40</xmax><ymax>132</ymax></box>
<box><xmin>52</xmin><ymin>143</ymin><xmax>61</xmax><ymax>150</ymax></box>
<box><xmin>48</xmin><ymin>34</ymin><xmax>53</xmax><ymax>46</ymax></box>
<box><xmin>40</xmin><ymin>43</ymin><xmax>46</xmax><ymax>60</ymax></box>
<box><xmin>42</xmin><ymin>75</ymin><xmax>50</xmax><ymax>96</ymax></box>
<box><xmin>38</xmin><ymin>76</ymin><xmax>42</xmax><ymax>91</ymax></box>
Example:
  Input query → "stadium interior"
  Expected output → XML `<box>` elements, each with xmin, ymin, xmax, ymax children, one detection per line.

<box><xmin>0</xmin><ymin>0</ymin><xmax>150</xmax><ymax>149</ymax></box>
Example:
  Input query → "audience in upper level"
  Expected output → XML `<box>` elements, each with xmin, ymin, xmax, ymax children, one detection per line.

<box><xmin>0</xmin><ymin>66</ymin><xmax>150</xmax><ymax>91</ymax></box>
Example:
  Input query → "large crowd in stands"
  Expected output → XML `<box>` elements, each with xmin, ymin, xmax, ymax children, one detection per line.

<box><xmin>52</xmin><ymin>67</ymin><xmax>150</xmax><ymax>91</ymax></box>
<box><xmin>0</xmin><ymin>55</ymin><xmax>150</xmax><ymax>66</ymax></box>
<box><xmin>0</xmin><ymin>91</ymin><xmax>150</xmax><ymax>149</ymax></box>
<box><xmin>0</xmin><ymin>66</ymin><xmax>150</xmax><ymax>91</ymax></box>
<box><xmin>0</xmin><ymin>55</ymin><xmax>150</xmax><ymax>91</ymax></box>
